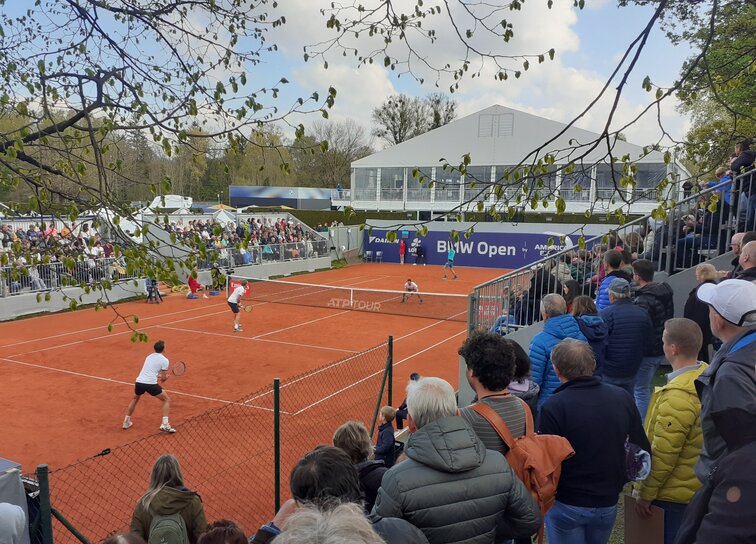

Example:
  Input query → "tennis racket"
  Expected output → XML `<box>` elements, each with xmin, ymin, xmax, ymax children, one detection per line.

<box><xmin>171</xmin><ymin>361</ymin><xmax>187</xmax><ymax>376</ymax></box>
<box><xmin>243</xmin><ymin>305</ymin><xmax>253</xmax><ymax>312</ymax></box>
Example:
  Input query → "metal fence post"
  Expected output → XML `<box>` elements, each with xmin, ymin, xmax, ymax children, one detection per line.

<box><xmin>36</xmin><ymin>464</ymin><xmax>54</xmax><ymax>544</ymax></box>
<box><xmin>273</xmin><ymin>378</ymin><xmax>281</xmax><ymax>514</ymax></box>
<box><xmin>387</xmin><ymin>336</ymin><xmax>393</xmax><ymax>407</ymax></box>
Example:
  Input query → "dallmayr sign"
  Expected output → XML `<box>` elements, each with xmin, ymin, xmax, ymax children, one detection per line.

<box><xmin>364</xmin><ymin>230</ymin><xmax>576</xmax><ymax>269</ymax></box>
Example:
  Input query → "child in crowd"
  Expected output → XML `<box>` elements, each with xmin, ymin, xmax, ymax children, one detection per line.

<box><xmin>374</xmin><ymin>406</ymin><xmax>396</xmax><ymax>468</ymax></box>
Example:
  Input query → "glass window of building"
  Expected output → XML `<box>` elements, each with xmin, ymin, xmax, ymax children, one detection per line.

<box><xmin>596</xmin><ymin>164</ymin><xmax>625</xmax><ymax>201</ymax></box>
<box><xmin>379</xmin><ymin>167</ymin><xmax>405</xmax><ymax>201</ymax></box>
<box><xmin>560</xmin><ymin>165</ymin><xmax>592</xmax><ymax>201</ymax></box>
<box><xmin>493</xmin><ymin>166</ymin><xmax>523</xmax><ymax>203</ymax></box>
<box><xmin>407</xmin><ymin>167</ymin><xmax>433</xmax><ymax>201</ymax></box>
<box><xmin>435</xmin><ymin>167</ymin><xmax>462</xmax><ymax>202</ymax></box>
<box><xmin>633</xmin><ymin>164</ymin><xmax>668</xmax><ymax>201</ymax></box>
<box><xmin>353</xmin><ymin>168</ymin><xmax>378</xmax><ymax>200</ymax></box>
<box><xmin>464</xmin><ymin>166</ymin><xmax>492</xmax><ymax>202</ymax></box>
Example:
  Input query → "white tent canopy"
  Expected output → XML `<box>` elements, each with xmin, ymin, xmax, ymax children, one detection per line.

<box><xmin>212</xmin><ymin>209</ymin><xmax>236</xmax><ymax>225</ymax></box>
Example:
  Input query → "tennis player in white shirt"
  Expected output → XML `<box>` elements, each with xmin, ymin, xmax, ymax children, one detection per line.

<box><xmin>401</xmin><ymin>278</ymin><xmax>423</xmax><ymax>304</ymax></box>
<box><xmin>122</xmin><ymin>340</ymin><xmax>175</xmax><ymax>433</ymax></box>
<box><xmin>228</xmin><ymin>279</ymin><xmax>248</xmax><ymax>332</ymax></box>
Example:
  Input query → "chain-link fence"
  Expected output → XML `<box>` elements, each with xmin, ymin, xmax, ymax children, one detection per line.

<box><xmin>27</xmin><ymin>340</ymin><xmax>392</xmax><ymax>543</ymax></box>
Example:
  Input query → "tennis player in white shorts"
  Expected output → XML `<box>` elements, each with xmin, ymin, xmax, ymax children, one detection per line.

<box><xmin>122</xmin><ymin>340</ymin><xmax>175</xmax><ymax>433</ymax></box>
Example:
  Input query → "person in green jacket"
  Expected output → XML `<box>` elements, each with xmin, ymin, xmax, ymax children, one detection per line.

<box><xmin>130</xmin><ymin>454</ymin><xmax>207</xmax><ymax>544</ymax></box>
<box><xmin>634</xmin><ymin>318</ymin><xmax>708</xmax><ymax>544</ymax></box>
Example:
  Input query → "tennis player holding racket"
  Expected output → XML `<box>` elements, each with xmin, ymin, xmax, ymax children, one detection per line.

<box><xmin>122</xmin><ymin>340</ymin><xmax>176</xmax><ymax>433</ymax></box>
<box><xmin>228</xmin><ymin>279</ymin><xmax>250</xmax><ymax>333</ymax></box>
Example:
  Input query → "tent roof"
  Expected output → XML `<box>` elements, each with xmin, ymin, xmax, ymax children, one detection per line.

<box><xmin>352</xmin><ymin>104</ymin><xmax>669</xmax><ymax>168</ymax></box>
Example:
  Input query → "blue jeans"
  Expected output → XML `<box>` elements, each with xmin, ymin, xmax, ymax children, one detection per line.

<box><xmin>654</xmin><ymin>500</ymin><xmax>688</xmax><ymax>544</ymax></box>
<box><xmin>635</xmin><ymin>355</ymin><xmax>665</xmax><ymax>423</ymax></box>
<box><xmin>545</xmin><ymin>501</ymin><xmax>617</xmax><ymax>544</ymax></box>
<box><xmin>602</xmin><ymin>374</ymin><xmax>636</xmax><ymax>396</ymax></box>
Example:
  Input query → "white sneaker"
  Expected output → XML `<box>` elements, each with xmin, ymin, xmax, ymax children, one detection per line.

<box><xmin>160</xmin><ymin>424</ymin><xmax>176</xmax><ymax>433</ymax></box>
<box><xmin>202</xmin><ymin>294</ymin><xmax>209</xmax><ymax>299</ymax></box>
<box><xmin>122</xmin><ymin>420</ymin><xmax>132</xmax><ymax>430</ymax></box>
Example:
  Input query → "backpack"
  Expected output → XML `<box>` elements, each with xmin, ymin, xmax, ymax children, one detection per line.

<box><xmin>148</xmin><ymin>512</ymin><xmax>189</xmax><ymax>544</ymax></box>
<box><xmin>470</xmin><ymin>398</ymin><xmax>575</xmax><ymax>543</ymax></box>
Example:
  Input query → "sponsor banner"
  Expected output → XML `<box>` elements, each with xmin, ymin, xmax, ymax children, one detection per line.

<box><xmin>364</xmin><ymin>230</ymin><xmax>576</xmax><ymax>269</ymax></box>
<box><xmin>228</xmin><ymin>278</ymin><xmax>252</xmax><ymax>296</ymax></box>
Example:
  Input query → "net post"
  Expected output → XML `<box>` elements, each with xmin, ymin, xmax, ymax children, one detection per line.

<box><xmin>36</xmin><ymin>464</ymin><xmax>54</xmax><ymax>544</ymax></box>
<box><xmin>273</xmin><ymin>378</ymin><xmax>281</xmax><ymax>514</ymax></box>
<box><xmin>387</xmin><ymin>336</ymin><xmax>393</xmax><ymax>407</ymax></box>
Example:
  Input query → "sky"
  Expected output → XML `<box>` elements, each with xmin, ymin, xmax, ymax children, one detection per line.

<box><xmin>2</xmin><ymin>0</ymin><xmax>695</xmax><ymax>153</ymax></box>
<box><xmin>263</xmin><ymin>0</ymin><xmax>694</xmax><ymax>150</ymax></box>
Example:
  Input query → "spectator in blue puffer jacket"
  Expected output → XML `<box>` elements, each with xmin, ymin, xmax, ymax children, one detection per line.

<box><xmin>571</xmin><ymin>295</ymin><xmax>608</xmax><ymax>377</ymax></box>
<box><xmin>599</xmin><ymin>279</ymin><xmax>653</xmax><ymax>395</ymax></box>
<box><xmin>529</xmin><ymin>293</ymin><xmax>587</xmax><ymax>410</ymax></box>
<box><xmin>595</xmin><ymin>249</ymin><xmax>633</xmax><ymax>311</ymax></box>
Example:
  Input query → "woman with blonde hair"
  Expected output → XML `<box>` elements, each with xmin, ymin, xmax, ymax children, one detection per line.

<box><xmin>333</xmin><ymin>420</ymin><xmax>387</xmax><ymax>512</ymax></box>
<box><xmin>684</xmin><ymin>263</ymin><xmax>718</xmax><ymax>362</ymax></box>
<box><xmin>130</xmin><ymin>454</ymin><xmax>207</xmax><ymax>544</ymax></box>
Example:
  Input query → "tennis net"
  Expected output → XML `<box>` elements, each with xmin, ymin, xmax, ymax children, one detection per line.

<box><xmin>228</xmin><ymin>276</ymin><xmax>469</xmax><ymax>322</ymax></box>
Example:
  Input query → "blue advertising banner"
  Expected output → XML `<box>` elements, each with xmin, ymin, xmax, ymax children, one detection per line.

<box><xmin>364</xmin><ymin>229</ymin><xmax>577</xmax><ymax>269</ymax></box>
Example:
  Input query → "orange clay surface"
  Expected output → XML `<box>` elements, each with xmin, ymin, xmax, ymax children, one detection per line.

<box><xmin>1</xmin><ymin>263</ymin><xmax>509</xmax><ymax>472</ymax></box>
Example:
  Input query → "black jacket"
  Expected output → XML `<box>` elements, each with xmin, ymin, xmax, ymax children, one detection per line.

<box><xmin>730</xmin><ymin>148</ymin><xmax>755</xmax><ymax>195</ymax></box>
<box><xmin>356</xmin><ymin>460</ymin><xmax>387</xmax><ymax>513</ymax></box>
<box><xmin>537</xmin><ymin>376</ymin><xmax>650</xmax><ymax>508</ymax></box>
<box><xmin>735</xmin><ymin>266</ymin><xmax>756</xmax><ymax>282</ymax></box>
<box><xmin>675</xmin><ymin>406</ymin><xmax>756</xmax><ymax>544</ymax></box>
<box><xmin>633</xmin><ymin>282</ymin><xmax>674</xmax><ymax>356</ymax></box>
<box><xmin>683</xmin><ymin>281</ymin><xmax>716</xmax><ymax>362</ymax></box>
<box><xmin>374</xmin><ymin>422</ymin><xmax>396</xmax><ymax>468</ymax></box>
<box><xmin>599</xmin><ymin>300</ymin><xmax>653</xmax><ymax>378</ymax></box>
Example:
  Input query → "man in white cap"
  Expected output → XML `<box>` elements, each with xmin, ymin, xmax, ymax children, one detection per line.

<box><xmin>694</xmin><ymin>279</ymin><xmax>756</xmax><ymax>481</ymax></box>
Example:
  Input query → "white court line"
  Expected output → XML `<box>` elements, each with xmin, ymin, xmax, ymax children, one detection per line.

<box><xmin>291</xmin><ymin>329</ymin><xmax>468</xmax><ymax>416</ymax></box>
<box><xmin>0</xmin><ymin>301</ymin><xmax>229</xmax><ymax>350</ymax></box>
<box><xmin>0</xmin><ymin>275</ymin><xmax>388</xmax><ymax>351</ymax></box>
<box><xmin>0</xmin><ymin>356</ymin><xmax>284</xmax><ymax>413</ymax></box>
<box><xmin>159</xmin><ymin>325</ymin><xmax>358</xmax><ymax>354</ymax></box>
<box><xmin>5</xmin><ymin>308</ymin><xmax>231</xmax><ymax>358</ymax></box>
<box><xmin>251</xmin><ymin>309</ymin><xmax>352</xmax><ymax>339</ymax></box>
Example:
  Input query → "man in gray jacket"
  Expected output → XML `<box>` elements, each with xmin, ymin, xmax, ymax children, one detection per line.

<box><xmin>372</xmin><ymin>377</ymin><xmax>541</xmax><ymax>544</ymax></box>
<box><xmin>695</xmin><ymin>279</ymin><xmax>756</xmax><ymax>481</ymax></box>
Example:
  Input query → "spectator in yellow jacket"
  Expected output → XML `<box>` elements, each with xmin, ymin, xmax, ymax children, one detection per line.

<box><xmin>635</xmin><ymin>318</ymin><xmax>708</xmax><ymax>544</ymax></box>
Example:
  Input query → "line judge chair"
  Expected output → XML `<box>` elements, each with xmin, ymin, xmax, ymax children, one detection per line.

<box><xmin>375</xmin><ymin>251</ymin><xmax>383</xmax><ymax>263</ymax></box>
<box><xmin>363</xmin><ymin>250</ymin><xmax>374</xmax><ymax>262</ymax></box>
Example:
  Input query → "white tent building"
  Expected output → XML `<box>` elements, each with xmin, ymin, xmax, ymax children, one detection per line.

<box><xmin>342</xmin><ymin>105</ymin><xmax>688</xmax><ymax>216</ymax></box>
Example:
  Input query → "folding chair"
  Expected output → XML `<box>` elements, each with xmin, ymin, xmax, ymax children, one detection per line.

<box><xmin>364</xmin><ymin>250</ymin><xmax>374</xmax><ymax>262</ymax></box>
<box><xmin>375</xmin><ymin>251</ymin><xmax>383</xmax><ymax>263</ymax></box>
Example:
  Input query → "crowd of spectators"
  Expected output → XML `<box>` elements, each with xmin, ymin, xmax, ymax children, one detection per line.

<box><xmin>166</xmin><ymin>216</ymin><xmax>325</xmax><ymax>266</ymax></box>
<box><xmin>1</xmin><ymin>221</ymin><xmax>121</xmax><ymax>295</ymax></box>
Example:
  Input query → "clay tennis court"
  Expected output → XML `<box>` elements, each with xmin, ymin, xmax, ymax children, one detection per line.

<box><xmin>1</xmin><ymin>263</ymin><xmax>510</xmax><ymax>474</ymax></box>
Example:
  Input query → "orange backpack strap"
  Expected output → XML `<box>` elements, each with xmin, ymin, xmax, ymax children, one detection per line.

<box><xmin>469</xmin><ymin>402</ymin><xmax>517</xmax><ymax>448</ymax></box>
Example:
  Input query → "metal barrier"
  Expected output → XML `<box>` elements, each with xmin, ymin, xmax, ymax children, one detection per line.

<box><xmin>0</xmin><ymin>257</ymin><xmax>141</xmax><ymax>298</ymax></box>
<box><xmin>194</xmin><ymin>240</ymin><xmax>329</xmax><ymax>270</ymax></box>
<box><xmin>469</xmin><ymin>171</ymin><xmax>754</xmax><ymax>333</ymax></box>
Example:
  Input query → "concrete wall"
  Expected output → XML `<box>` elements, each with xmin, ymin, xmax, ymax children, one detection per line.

<box><xmin>195</xmin><ymin>257</ymin><xmax>331</xmax><ymax>287</ymax></box>
<box><xmin>0</xmin><ymin>281</ymin><xmax>146</xmax><ymax>321</ymax></box>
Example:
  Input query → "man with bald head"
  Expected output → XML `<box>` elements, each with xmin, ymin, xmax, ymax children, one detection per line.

<box><xmin>735</xmin><ymin>240</ymin><xmax>756</xmax><ymax>282</ymax></box>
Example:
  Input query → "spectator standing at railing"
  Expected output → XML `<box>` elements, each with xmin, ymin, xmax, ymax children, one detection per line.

<box><xmin>684</xmin><ymin>264</ymin><xmax>719</xmax><ymax>363</ymax></box>
<box><xmin>632</xmin><ymin>259</ymin><xmax>675</xmax><ymax>422</ymax></box>
<box><xmin>529</xmin><ymin>294</ymin><xmax>587</xmax><ymax>410</ymax></box>
<box><xmin>729</xmin><ymin>139</ymin><xmax>755</xmax><ymax>231</ymax></box>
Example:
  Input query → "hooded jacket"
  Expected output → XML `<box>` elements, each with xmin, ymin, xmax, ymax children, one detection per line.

<box><xmin>600</xmin><ymin>300</ymin><xmax>653</xmax><ymax>378</ymax></box>
<box><xmin>356</xmin><ymin>460</ymin><xmax>388</xmax><ymax>513</ymax></box>
<box><xmin>530</xmin><ymin>313</ymin><xmax>587</xmax><ymax>409</ymax></box>
<box><xmin>636</xmin><ymin>363</ymin><xmax>707</xmax><ymax>505</ymax></box>
<box><xmin>633</xmin><ymin>282</ymin><xmax>675</xmax><ymax>357</ymax></box>
<box><xmin>509</xmin><ymin>378</ymin><xmax>540</xmax><ymax>416</ymax></box>
<box><xmin>372</xmin><ymin>416</ymin><xmax>541</xmax><ymax>544</ymax></box>
<box><xmin>694</xmin><ymin>329</ymin><xmax>756</xmax><ymax>481</ymax></box>
<box><xmin>595</xmin><ymin>269</ymin><xmax>633</xmax><ymax>311</ymax></box>
<box><xmin>130</xmin><ymin>485</ymin><xmax>207</xmax><ymax>544</ymax></box>
<box><xmin>675</xmin><ymin>406</ymin><xmax>756</xmax><ymax>544</ymax></box>
<box><xmin>575</xmin><ymin>314</ymin><xmax>608</xmax><ymax>376</ymax></box>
